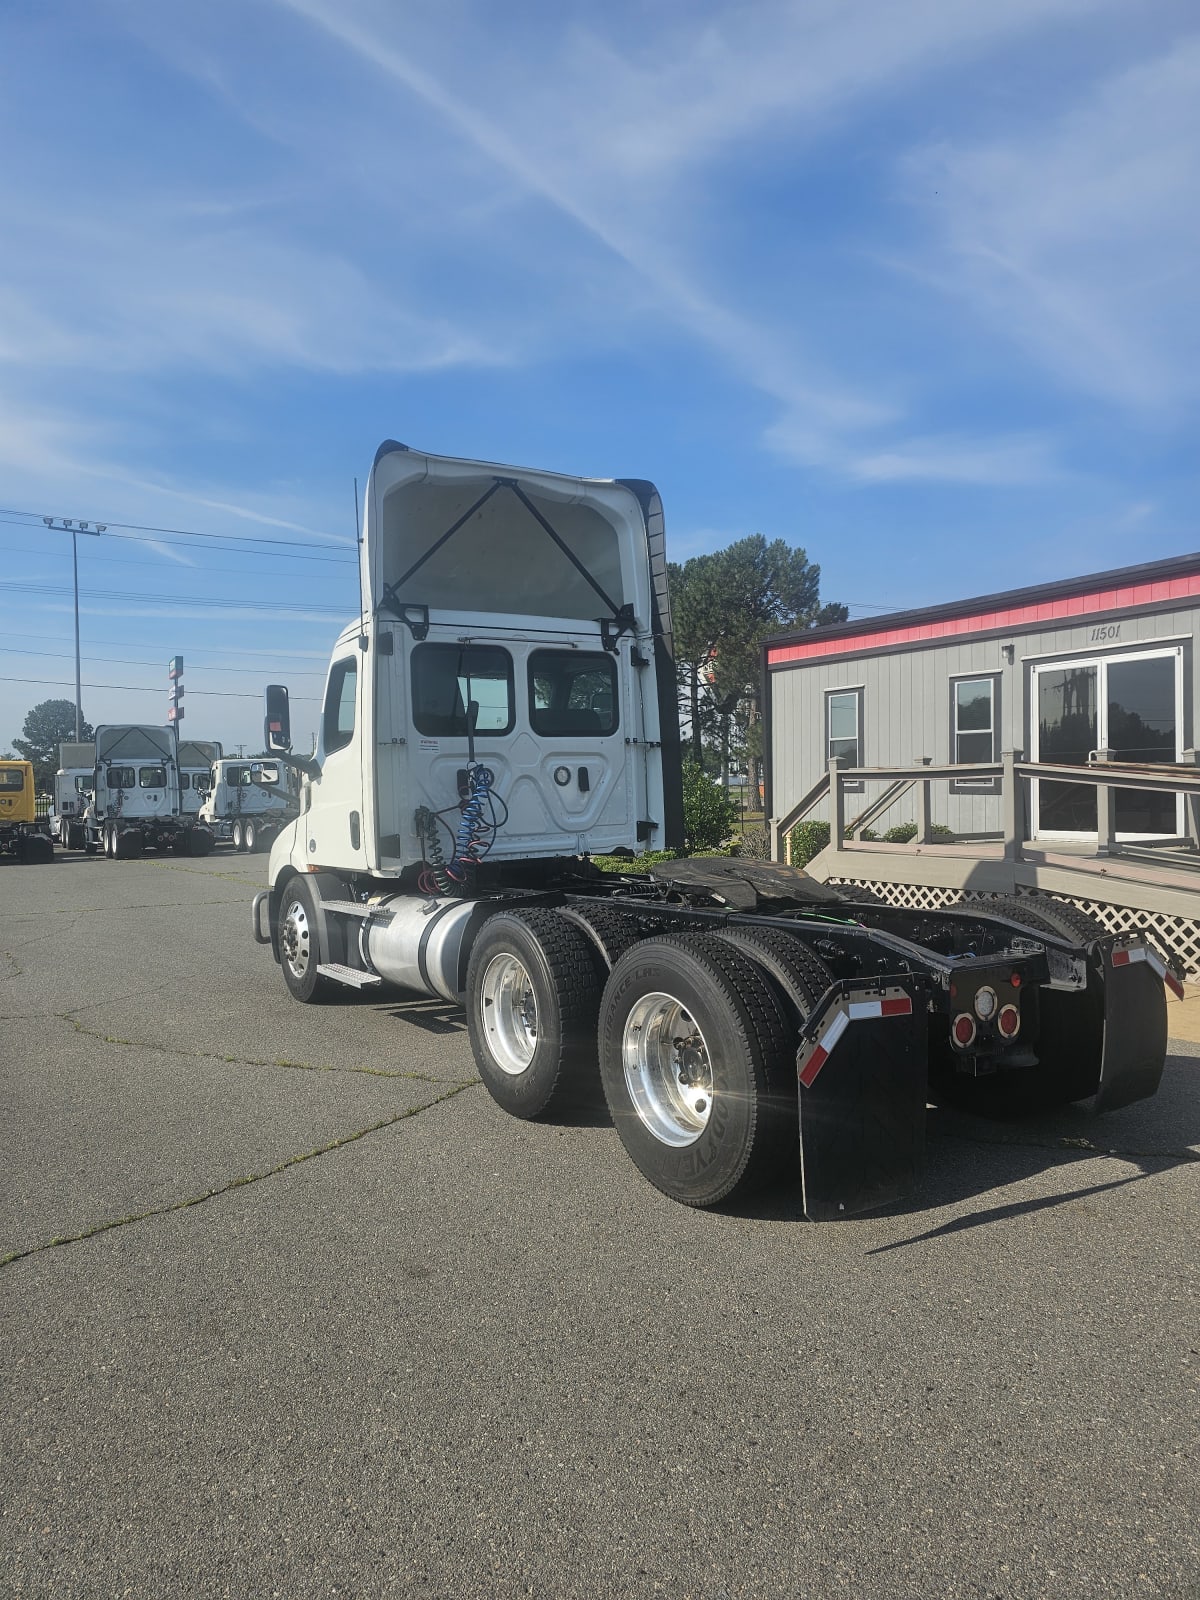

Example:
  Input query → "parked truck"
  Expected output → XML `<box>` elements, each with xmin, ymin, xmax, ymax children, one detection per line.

<box><xmin>49</xmin><ymin>741</ymin><xmax>95</xmax><ymax>848</ymax></box>
<box><xmin>73</xmin><ymin>725</ymin><xmax>214</xmax><ymax>857</ymax></box>
<box><xmin>199</xmin><ymin>756</ymin><xmax>295</xmax><ymax>851</ymax></box>
<box><xmin>177</xmin><ymin>739</ymin><xmax>223</xmax><ymax>817</ymax></box>
<box><xmin>250</xmin><ymin>441</ymin><xmax>1180</xmax><ymax>1218</ymax></box>
<box><xmin>0</xmin><ymin>760</ymin><xmax>55</xmax><ymax>863</ymax></box>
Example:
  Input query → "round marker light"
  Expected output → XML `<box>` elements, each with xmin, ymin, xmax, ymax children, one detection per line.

<box><xmin>997</xmin><ymin>1003</ymin><xmax>1020</xmax><ymax>1039</ymax></box>
<box><xmin>952</xmin><ymin>1013</ymin><xmax>977</xmax><ymax>1048</ymax></box>
<box><xmin>974</xmin><ymin>985</ymin><xmax>998</xmax><ymax>1022</ymax></box>
<box><xmin>1010</xmin><ymin>972</ymin><xmax>1022</xmax><ymax>989</ymax></box>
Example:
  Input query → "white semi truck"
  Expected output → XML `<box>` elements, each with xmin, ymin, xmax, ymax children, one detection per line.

<box><xmin>251</xmin><ymin>441</ymin><xmax>1179</xmax><ymax>1218</ymax></box>
<box><xmin>177</xmin><ymin>739</ymin><xmax>223</xmax><ymax>816</ymax></box>
<box><xmin>198</xmin><ymin>756</ymin><xmax>295</xmax><ymax>851</ymax></box>
<box><xmin>50</xmin><ymin>741</ymin><xmax>95</xmax><ymax>848</ymax></box>
<box><xmin>71</xmin><ymin>725</ymin><xmax>214</xmax><ymax>857</ymax></box>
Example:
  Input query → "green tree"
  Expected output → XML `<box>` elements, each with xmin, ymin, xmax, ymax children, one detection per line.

<box><xmin>13</xmin><ymin>699</ymin><xmax>93</xmax><ymax>792</ymax></box>
<box><xmin>669</xmin><ymin>536</ymin><xmax>846</xmax><ymax>784</ymax></box>
<box><xmin>681</xmin><ymin>757</ymin><xmax>738</xmax><ymax>851</ymax></box>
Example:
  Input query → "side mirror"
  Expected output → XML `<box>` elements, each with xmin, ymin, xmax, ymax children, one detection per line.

<box><xmin>264</xmin><ymin>684</ymin><xmax>292</xmax><ymax>752</ymax></box>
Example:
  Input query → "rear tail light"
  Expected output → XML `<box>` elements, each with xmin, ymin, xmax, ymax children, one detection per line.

<box><xmin>997</xmin><ymin>1003</ymin><xmax>1020</xmax><ymax>1039</ymax></box>
<box><xmin>974</xmin><ymin>985</ymin><xmax>998</xmax><ymax>1021</ymax></box>
<box><xmin>952</xmin><ymin>1012</ymin><xmax>977</xmax><ymax>1049</ymax></box>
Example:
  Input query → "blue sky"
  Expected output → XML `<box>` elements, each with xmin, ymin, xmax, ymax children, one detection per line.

<box><xmin>1</xmin><ymin>0</ymin><xmax>1197</xmax><ymax>755</ymax></box>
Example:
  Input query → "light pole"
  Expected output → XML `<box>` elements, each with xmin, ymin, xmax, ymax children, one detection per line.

<box><xmin>43</xmin><ymin>516</ymin><xmax>105</xmax><ymax>740</ymax></box>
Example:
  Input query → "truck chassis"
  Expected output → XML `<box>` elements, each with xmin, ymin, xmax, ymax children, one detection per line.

<box><xmin>254</xmin><ymin>856</ymin><xmax>1178</xmax><ymax>1219</ymax></box>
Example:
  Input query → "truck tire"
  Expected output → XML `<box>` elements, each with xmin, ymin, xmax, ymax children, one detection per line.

<box><xmin>244</xmin><ymin>819</ymin><xmax>260</xmax><ymax>853</ymax></box>
<box><xmin>278</xmin><ymin>878</ymin><xmax>342</xmax><ymax>1003</ymax></box>
<box><xmin>186</xmin><ymin>828</ymin><xmax>213</xmax><ymax>858</ymax></box>
<box><xmin>465</xmin><ymin>908</ymin><xmax>604</xmax><ymax>1119</ymax></box>
<box><xmin>18</xmin><ymin>833</ymin><xmax>53</xmax><ymax>865</ymax></box>
<box><xmin>103</xmin><ymin>821</ymin><xmax>116</xmax><ymax>858</ymax></box>
<box><xmin>598</xmin><ymin>933</ymin><xmax>797</xmax><ymax>1208</ymax></box>
<box><xmin>557</xmin><ymin>903</ymin><xmax>658</xmax><ymax>970</ymax></box>
<box><xmin>231</xmin><ymin>819</ymin><xmax>245</xmax><ymax>852</ymax></box>
<box><xmin>710</xmin><ymin>926</ymin><xmax>834</xmax><ymax>1028</ymax></box>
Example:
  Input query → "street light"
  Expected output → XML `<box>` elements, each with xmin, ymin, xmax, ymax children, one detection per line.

<box><xmin>43</xmin><ymin>516</ymin><xmax>105</xmax><ymax>741</ymax></box>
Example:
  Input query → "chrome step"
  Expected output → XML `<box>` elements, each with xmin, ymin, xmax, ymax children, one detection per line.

<box><xmin>321</xmin><ymin>898</ymin><xmax>394</xmax><ymax>921</ymax></box>
<box><xmin>316</xmin><ymin>962</ymin><xmax>382</xmax><ymax>989</ymax></box>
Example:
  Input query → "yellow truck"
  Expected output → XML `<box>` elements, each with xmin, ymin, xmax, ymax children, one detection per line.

<box><xmin>0</xmin><ymin>760</ymin><xmax>55</xmax><ymax>864</ymax></box>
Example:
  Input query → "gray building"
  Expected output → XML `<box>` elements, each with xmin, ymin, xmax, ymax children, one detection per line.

<box><xmin>765</xmin><ymin>550</ymin><xmax>1200</xmax><ymax>853</ymax></box>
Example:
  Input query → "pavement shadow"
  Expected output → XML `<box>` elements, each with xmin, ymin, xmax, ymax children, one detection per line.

<box><xmin>730</xmin><ymin>1047</ymin><xmax>1200</xmax><ymax>1230</ymax></box>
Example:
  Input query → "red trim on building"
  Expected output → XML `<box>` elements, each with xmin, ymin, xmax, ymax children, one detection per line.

<box><xmin>767</xmin><ymin>572</ymin><xmax>1200</xmax><ymax>668</ymax></box>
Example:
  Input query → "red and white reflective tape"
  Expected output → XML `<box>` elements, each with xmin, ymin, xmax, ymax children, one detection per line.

<box><xmin>799</xmin><ymin>993</ymin><xmax>913</xmax><ymax>1088</ymax></box>
<box><xmin>1112</xmin><ymin>943</ymin><xmax>1186</xmax><ymax>999</ymax></box>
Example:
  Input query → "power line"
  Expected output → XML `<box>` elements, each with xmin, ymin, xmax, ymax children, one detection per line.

<box><xmin>0</xmin><ymin>517</ymin><xmax>356</xmax><ymax>565</ymax></box>
<box><xmin>0</xmin><ymin>504</ymin><xmax>353</xmax><ymax>553</ymax></box>
<box><xmin>0</xmin><ymin>579</ymin><xmax>348</xmax><ymax>615</ymax></box>
<box><xmin>0</xmin><ymin>645</ymin><xmax>327</xmax><ymax>677</ymax></box>
<box><xmin>0</xmin><ymin>673</ymin><xmax>317</xmax><ymax>702</ymax></box>
<box><xmin>0</xmin><ymin>628</ymin><xmax>333</xmax><ymax>663</ymax></box>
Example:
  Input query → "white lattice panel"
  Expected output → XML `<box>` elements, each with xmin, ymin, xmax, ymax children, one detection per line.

<box><xmin>827</xmin><ymin>877</ymin><xmax>1200</xmax><ymax>976</ymax></box>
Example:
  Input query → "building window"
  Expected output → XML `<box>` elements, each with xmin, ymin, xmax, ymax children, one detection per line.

<box><xmin>323</xmin><ymin>656</ymin><xmax>358</xmax><ymax>755</ymax></box>
<box><xmin>826</xmin><ymin>688</ymin><xmax>864</xmax><ymax>792</ymax></box>
<box><xmin>951</xmin><ymin>675</ymin><xmax>1000</xmax><ymax>791</ymax></box>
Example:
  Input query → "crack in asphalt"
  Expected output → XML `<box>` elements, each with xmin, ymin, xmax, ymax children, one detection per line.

<box><xmin>0</xmin><ymin>1081</ymin><xmax>479</xmax><ymax>1268</ymax></box>
<box><xmin>56</xmin><ymin>1008</ymin><xmax>476</xmax><ymax>1085</ymax></box>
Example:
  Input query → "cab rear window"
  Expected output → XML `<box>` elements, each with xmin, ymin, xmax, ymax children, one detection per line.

<box><xmin>0</xmin><ymin>768</ymin><xmax>25</xmax><ymax>791</ymax></box>
<box><xmin>412</xmin><ymin>644</ymin><xmax>514</xmax><ymax>737</ymax></box>
<box><xmin>106</xmin><ymin>766</ymin><xmax>136</xmax><ymax>789</ymax></box>
<box><xmin>529</xmin><ymin>651</ymin><xmax>618</xmax><ymax>736</ymax></box>
<box><xmin>139</xmin><ymin>766</ymin><xmax>166</xmax><ymax>788</ymax></box>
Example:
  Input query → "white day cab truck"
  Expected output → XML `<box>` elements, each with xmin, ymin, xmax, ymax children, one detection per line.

<box><xmin>251</xmin><ymin>442</ymin><xmax>1181</xmax><ymax>1219</ymax></box>
<box><xmin>68</xmin><ymin>725</ymin><xmax>215</xmax><ymax>858</ymax></box>
<box><xmin>49</xmin><ymin>741</ymin><xmax>95</xmax><ymax>849</ymax></box>
<box><xmin>199</xmin><ymin>756</ymin><xmax>296</xmax><ymax>852</ymax></box>
<box><xmin>177</xmin><ymin>739</ymin><xmax>223</xmax><ymax>818</ymax></box>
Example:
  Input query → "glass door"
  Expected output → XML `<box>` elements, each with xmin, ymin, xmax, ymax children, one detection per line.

<box><xmin>1031</xmin><ymin>648</ymin><xmax>1183</xmax><ymax>840</ymax></box>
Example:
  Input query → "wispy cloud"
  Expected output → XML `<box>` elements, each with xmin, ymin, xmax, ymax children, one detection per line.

<box><xmin>902</xmin><ymin>35</ymin><xmax>1200</xmax><ymax>411</ymax></box>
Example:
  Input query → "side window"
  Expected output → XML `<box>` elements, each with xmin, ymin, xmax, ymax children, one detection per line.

<box><xmin>825</xmin><ymin>688</ymin><xmax>864</xmax><ymax>793</ymax></box>
<box><xmin>411</xmin><ymin>644</ymin><xmax>514</xmax><ymax>737</ymax></box>
<box><xmin>323</xmin><ymin>656</ymin><xmax>359</xmax><ymax>755</ymax></box>
<box><xmin>951</xmin><ymin>675</ymin><xmax>1000</xmax><ymax>792</ymax></box>
<box><xmin>179</xmin><ymin>773</ymin><xmax>190</xmax><ymax>791</ymax></box>
<box><xmin>528</xmin><ymin>651</ymin><xmax>619</xmax><ymax>736</ymax></box>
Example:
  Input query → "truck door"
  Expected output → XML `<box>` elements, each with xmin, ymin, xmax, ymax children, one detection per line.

<box><xmin>399</xmin><ymin>626</ymin><xmax>642</xmax><ymax>859</ymax></box>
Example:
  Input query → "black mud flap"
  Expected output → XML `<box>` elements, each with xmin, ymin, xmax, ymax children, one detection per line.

<box><xmin>797</xmin><ymin>984</ymin><xmax>928</xmax><ymax>1221</ymax></box>
<box><xmin>1095</xmin><ymin>947</ymin><xmax>1169</xmax><ymax>1113</ymax></box>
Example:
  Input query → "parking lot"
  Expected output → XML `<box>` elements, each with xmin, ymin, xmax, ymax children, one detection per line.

<box><xmin>2</xmin><ymin>849</ymin><xmax>1198</xmax><ymax>1599</ymax></box>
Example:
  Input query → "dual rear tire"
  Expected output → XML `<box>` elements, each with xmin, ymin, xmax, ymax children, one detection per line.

<box><xmin>465</xmin><ymin>913</ymin><xmax>811</xmax><ymax>1208</ymax></box>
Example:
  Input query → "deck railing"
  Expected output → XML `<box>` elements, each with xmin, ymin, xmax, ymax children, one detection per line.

<box><xmin>773</xmin><ymin>751</ymin><xmax>1200</xmax><ymax>866</ymax></box>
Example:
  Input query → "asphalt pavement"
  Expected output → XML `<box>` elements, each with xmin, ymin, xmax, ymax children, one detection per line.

<box><xmin>2</xmin><ymin>850</ymin><xmax>1198</xmax><ymax>1599</ymax></box>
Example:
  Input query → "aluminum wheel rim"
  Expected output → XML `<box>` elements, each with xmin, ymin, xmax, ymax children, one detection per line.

<box><xmin>281</xmin><ymin>897</ymin><xmax>312</xmax><ymax>981</ymax></box>
<box><xmin>480</xmin><ymin>953</ymin><xmax>538</xmax><ymax>1076</ymax></box>
<box><xmin>623</xmin><ymin>991</ymin><xmax>713</xmax><ymax>1147</ymax></box>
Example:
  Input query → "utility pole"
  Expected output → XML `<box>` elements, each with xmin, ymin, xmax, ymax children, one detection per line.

<box><xmin>43</xmin><ymin>516</ymin><xmax>105</xmax><ymax>740</ymax></box>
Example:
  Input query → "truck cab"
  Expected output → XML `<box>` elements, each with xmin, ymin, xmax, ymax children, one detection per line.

<box><xmin>268</xmin><ymin>442</ymin><xmax>682</xmax><ymax>880</ymax></box>
<box><xmin>176</xmin><ymin>739</ymin><xmax>223</xmax><ymax>817</ymax></box>
<box><xmin>199</xmin><ymin>757</ymin><xmax>293</xmax><ymax>849</ymax></box>
<box><xmin>0</xmin><ymin>760</ymin><xmax>54</xmax><ymax>862</ymax></box>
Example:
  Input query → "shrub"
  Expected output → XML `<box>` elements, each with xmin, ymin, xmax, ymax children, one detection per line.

<box><xmin>788</xmin><ymin>820</ymin><xmax>830</xmax><ymax>867</ymax></box>
<box><xmin>731</xmin><ymin>825</ymin><xmax>771</xmax><ymax>860</ymax></box>
<box><xmin>681</xmin><ymin>758</ymin><xmax>738</xmax><ymax>852</ymax></box>
<box><xmin>883</xmin><ymin>822</ymin><xmax>917</xmax><ymax>843</ymax></box>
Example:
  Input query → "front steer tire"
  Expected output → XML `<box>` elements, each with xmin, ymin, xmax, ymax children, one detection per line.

<box><xmin>598</xmin><ymin>933</ymin><xmax>798</xmax><ymax>1209</ymax></box>
<box><xmin>465</xmin><ymin>908</ymin><xmax>604</xmax><ymax>1120</ymax></box>
<box><xmin>278</xmin><ymin>877</ymin><xmax>343</xmax><ymax>1003</ymax></box>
